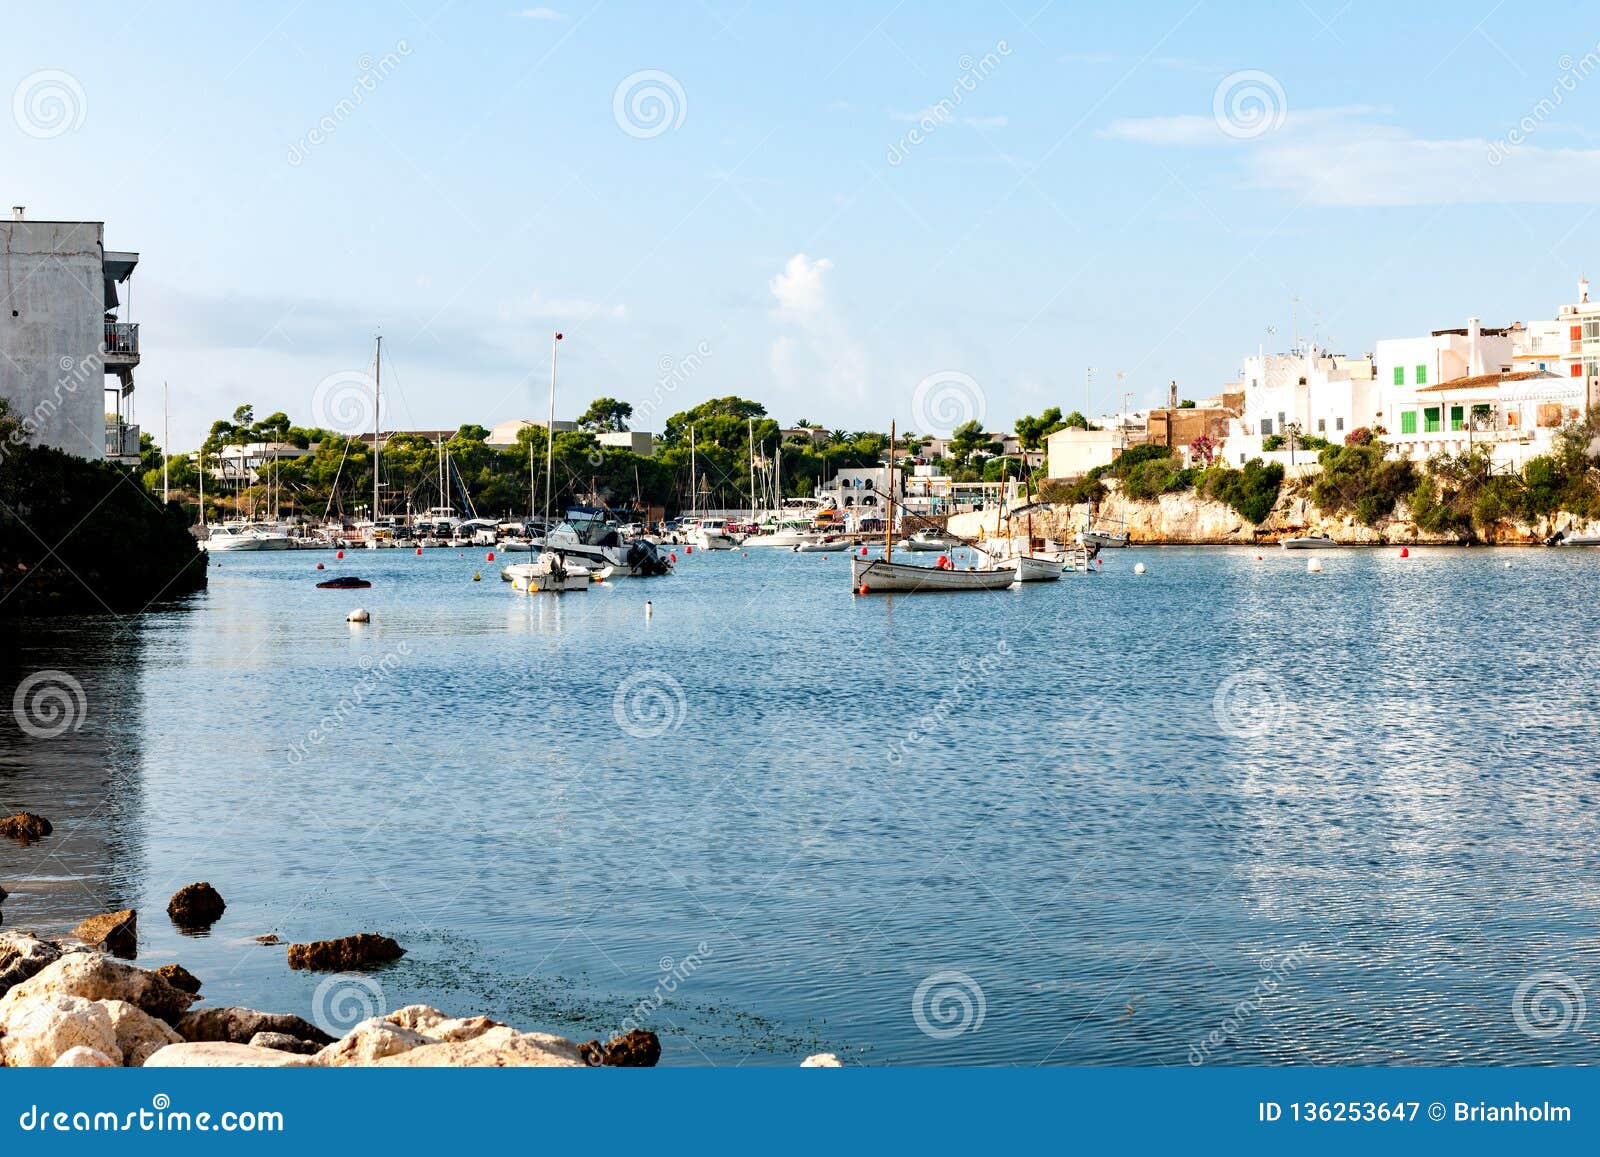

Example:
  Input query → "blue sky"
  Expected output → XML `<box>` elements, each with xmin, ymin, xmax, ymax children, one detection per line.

<box><xmin>4</xmin><ymin>1</ymin><xmax>1598</xmax><ymax>449</ymax></box>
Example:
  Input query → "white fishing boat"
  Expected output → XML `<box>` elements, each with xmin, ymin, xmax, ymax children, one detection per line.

<box><xmin>1281</xmin><ymin>534</ymin><xmax>1337</xmax><ymax>549</ymax></box>
<box><xmin>687</xmin><ymin>516</ymin><xmax>737</xmax><ymax>550</ymax></box>
<box><xmin>977</xmin><ymin>470</ymin><xmax>1063</xmax><ymax>582</ymax></box>
<box><xmin>1005</xmin><ymin>553</ymin><xmax>1063</xmax><ymax>583</ymax></box>
<box><xmin>898</xmin><ymin>527</ymin><xmax>961</xmax><ymax>551</ymax></box>
<box><xmin>504</xmin><ymin>552</ymin><xmax>591</xmax><ymax>593</ymax></box>
<box><xmin>793</xmin><ymin>536</ymin><xmax>853</xmax><ymax>553</ymax></box>
<box><xmin>852</xmin><ymin>555</ymin><xmax>1015</xmax><ymax>592</ymax></box>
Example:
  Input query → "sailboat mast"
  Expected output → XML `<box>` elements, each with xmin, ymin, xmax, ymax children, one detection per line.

<box><xmin>689</xmin><ymin>425</ymin><xmax>697</xmax><ymax>518</ymax></box>
<box><xmin>372</xmin><ymin>334</ymin><xmax>382</xmax><ymax>524</ymax></box>
<box><xmin>886</xmin><ymin>420</ymin><xmax>895</xmax><ymax>563</ymax></box>
<box><xmin>544</xmin><ymin>332</ymin><xmax>562</xmax><ymax>531</ymax></box>
<box><xmin>748</xmin><ymin>417</ymin><xmax>755</xmax><ymax>522</ymax></box>
<box><xmin>162</xmin><ymin>381</ymin><xmax>170</xmax><ymax>504</ymax></box>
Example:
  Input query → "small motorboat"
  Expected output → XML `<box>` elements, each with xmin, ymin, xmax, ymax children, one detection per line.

<box><xmin>898</xmin><ymin>528</ymin><xmax>961</xmax><ymax>552</ymax></box>
<box><xmin>794</xmin><ymin>537</ymin><xmax>853</xmax><ymax>553</ymax></box>
<box><xmin>1280</xmin><ymin>534</ymin><xmax>1337</xmax><ymax>550</ymax></box>
<box><xmin>1006</xmin><ymin>554</ymin><xmax>1064</xmax><ymax>583</ymax></box>
<box><xmin>316</xmin><ymin>576</ymin><xmax>372</xmax><ymax>589</ymax></box>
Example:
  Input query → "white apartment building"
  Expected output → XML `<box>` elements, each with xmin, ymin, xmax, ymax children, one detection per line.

<box><xmin>1512</xmin><ymin>277</ymin><xmax>1600</xmax><ymax>409</ymax></box>
<box><xmin>1225</xmin><ymin>346</ymin><xmax>1377</xmax><ymax>456</ymax></box>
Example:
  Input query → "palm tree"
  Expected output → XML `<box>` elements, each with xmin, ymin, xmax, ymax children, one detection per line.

<box><xmin>829</xmin><ymin>428</ymin><xmax>849</xmax><ymax>446</ymax></box>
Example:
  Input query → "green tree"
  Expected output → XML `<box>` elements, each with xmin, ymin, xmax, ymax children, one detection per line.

<box><xmin>948</xmin><ymin>419</ymin><xmax>999</xmax><ymax>462</ymax></box>
<box><xmin>577</xmin><ymin>397</ymin><xmax>633</xmax><ymax>432</ymax></box>
<box><xmin>1015</xmin><ymin>406</ymin><xmax>1068</xmax><ymax>451</ymax></box>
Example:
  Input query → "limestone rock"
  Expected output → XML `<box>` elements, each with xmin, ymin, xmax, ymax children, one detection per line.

<box><xmin>311</xmin><ymin>1017</ymin><xmax>434</xmax><ymax>1066</ymax></box>
<box><xmin>801</xmin><ymin>1052</ymin><xmax>843</xmax><ymax>1067</ymax></box>
<box><xmin>103</xmin><ymin>999</ymin><xmax>183</xmax><ymax>1066</ymax></box>
<box><xmin>72</xmin><ymin>909</ymin><xmax>137</xmax><ymax>959</ymax></box>
<box><xmin>176</xmin><ymin>1006</ymin><xmax>333</xmax><ymax>1046</ymax></box>
<box><xmin>286</xmin><ymin>933</ymin><xmax>404</xmax><ymax>971</ymax></box>
<box><xmin>0</xmin><ymin>931</ymin><xmax>62</xmax><ymax>996</ymax></box>
<box><xmin>0</xmin><ymin>813</ymin><xmax>52</xmax><ymax>842</ymax></box>
<box><xmin>382</xmin><ymin>1004</ymin><xmax>501</xmax><ymax>1043</ymax></box>
<box><xmin>0</xmin><ymin>952</ymin><xmax>196</xmax><ymax>1024</ymax></box>
<box><xmin>154</xmin><ymin>963</ymin><xmax>201</xmax><ymax>994</ymax></box>
<box><xmin>253</xmin><ymin>934</ymin><xmax>281</xmax><ymax>945</ymax></box>
<box><xmin>166</xmin><ymin>883</ymin><xmax>226</xmax><ymax>929</ymax></box>
<box><xmin>248</xmin><ymin>1031</ymin><xmax>321</xmax><ymax>1055</ymax></box>
<box><xmin>53</xmin><ymin>1045</ymin><xmax>117</xmax><ymax>1067</ymax></box>
<box><xmin>143</xmin><ymin>1041</ymin><xmax>310</xmax><ymax>1067</ymax></box>
<box><xmin>578</xmin><ymin>1028</ymin><xmax>661</xmax><ymax>1067</ymax></box>
<box><xmin>373</xmin><ymin>1025</ymin><xmax>585</xmax><ymax>1067</ymax></box>
<box><xmin>0</xmin><ymin>992</ymin><xmax>120</xmax><ymax>1066</ymax></box>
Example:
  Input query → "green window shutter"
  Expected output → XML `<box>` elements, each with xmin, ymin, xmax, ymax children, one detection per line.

<box><xmin>1416</xmin><ymin>365</ymin><xmax>1428</xmax><ymax>385</ymax></box>
<box><xmin>1424</xmin><ymin>407</ymin><xmax>1441</xmax><ymax>432</ymax></box>
<box><xmin>1393</xmin><ymin>365</ymin><xmax>1405</xmax><ymax>386</ymax></box>
<box><xmin>1450</xmin><ymin>406</ymin><xmax>1464</xmax><ymax>430</ymax></box>
<box><xmin>1400</xmin><ymin>410</ymin><xmax>1417</xmax><ymax>434</ymax></box>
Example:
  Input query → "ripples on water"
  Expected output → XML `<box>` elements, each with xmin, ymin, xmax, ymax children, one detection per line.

<box><xmin>2</xmin><ymin>546</ymin><xmax>1598</xmax><ymax>1065</ymax></box>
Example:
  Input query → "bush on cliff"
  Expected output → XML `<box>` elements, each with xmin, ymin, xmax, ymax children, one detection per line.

<box><xmin>1310</xmin><ymin>443</ymin><xmax>1418</xmax><ymax>526</ymax></box>
<box><xmin>0</xmin><ymin>399</ymin><xmax>207</xmax><ymax>615</ymax></box>
<box><xmin>1198</xmin><ymin>459</ymin><xmax>1284</xmax><ymax>525</ymax></box>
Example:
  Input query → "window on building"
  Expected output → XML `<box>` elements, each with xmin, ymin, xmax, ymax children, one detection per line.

<box><xmin>1336</xmin><ymin>417</ymin><xmax>1345</xmax><ymax>431</ymax></box>
<box><xmin>1584</xmin><ymin>321</ymin><xmax>1599</xmax><ymax>340</ymax></box>
<box><xmin>1393</xmin><ymin>365</ymin><xmax>1405</xmax><ymax>385</ymax></box>
<box><xmin>1573</xmin><ymin>363</ymin><xmax>1584</xmax><ymax>378</ymax></box>
<box><xmin>1450</xmin><ymin>406</ymin><xmax>1464</xmax><ymax>431</ymax></box>
<box><xmin>1317</xmin><ymin>418</ymin><xmax>1326</xmax><ymax>433</ymax></box>
<box><xmin>1400</xmin><ymin>410</ymin><xmax>1418</xmax><ymax>435</ymax></box>
<box><xmin>1277</xmin><ymin>411</ymin><xmax>1286</xmax><ymax>428</ymax></box>
<box><xmin>1416</xmin><ymin>365</ymin><xmax>1428</xmax><ymax>385</ymax></box>
<box><xmin>1260</xmin><ymin>418</ymin><xmax>1274</xmax><ymax>436</ymax></box>
<box><xmin>1424</xmin><ymin>407</ymin><xmax>1441</xmax><ymax>433</ymax></box>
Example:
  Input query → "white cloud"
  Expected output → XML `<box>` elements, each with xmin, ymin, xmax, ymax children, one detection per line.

<box><xmin>1105</xmin><ymin>105</ymin><xmax>1600</xmax><ymax>206</ymax></box>
<box><xmin>769</xmin><ymin>253</ymin><xmax>834</xmax><ymax>317</ymax></box>
<box><xmin>519</xmin><ymin>7</ymin><xmax>566</xmax><ymax>20</ymax></box>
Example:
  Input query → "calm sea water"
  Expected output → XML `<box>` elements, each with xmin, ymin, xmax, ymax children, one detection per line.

<box><xmin>2</xmin><ymin>544</ymin><xmax>1598</xmax><ymax>1065</ymax></box>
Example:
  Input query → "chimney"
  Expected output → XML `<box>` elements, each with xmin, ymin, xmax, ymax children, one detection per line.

<box><xmin>1169</xmin><ymin>381</ymin><xmax>1178</xmax><ymax>411</ymax></box>
<box><xmin>10</xmin><ymin>206</ymin><xmax>23</xmax><ymax>221</ymax></box>
<box><xmin>1467</xmin><ymin>316</ymin><xmax>1483</xmax><ymax>377</ymax></box>
<box><xmin>1581</xmin><ymin>276</ymin><xmax>1590</xmax><ymax>304</ymax></box>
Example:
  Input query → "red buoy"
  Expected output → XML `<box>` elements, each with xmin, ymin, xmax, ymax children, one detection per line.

<box><xmin>685</xmin><ymin>546</ymin><xmax>693</xmax><ymax>554</ymax></box>
<box><xmin>1400</xmin><ymin>546</ymin><xmax>1410</xmax><ymax>558</ymax></box>
<box><xmin>415</xmin><ymin>547</ymin><xmax>423</xmax><ymax>555</ymax></box>
<box><xmin>336</xmin><ymin>550</ymin><xmax>345</xmax><ymax>559</ymax></box>
<box><xmin>316</xmin><ymin>562</ymin><xmax>325</xmax><ymax>570</ymax></box>
<box><xmin>858</xmin><ymin>583</ymin><xmax>870</xmax><ymax>595</ymax></box>
<box><xmin>669</xmin><ymin>552</ymin><xmax>677</xmax><ymax>562</ymax></box>
<box><xmin>487</xmin><ymin>551</ymin><xmax>495</xmax><ymax>562</ymax></box>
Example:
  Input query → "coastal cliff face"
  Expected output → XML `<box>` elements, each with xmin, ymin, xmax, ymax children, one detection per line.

<box><xmin>952</xmin><ymin>483</ymin><xmax>1578</xmax><ymax>546</ymax></box>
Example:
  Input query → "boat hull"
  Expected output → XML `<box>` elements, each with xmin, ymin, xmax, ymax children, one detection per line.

<box><xmin>1082</xmin><ymin>530</ymin><xmax>1128</xmax><ymax>549</ymax></box>
<box><xmin>851</xmin><ymin>557</ymin><xmax>1014</xmax><ymax>592</ymax></box>
<box><xmin>1280</xmin><ymin>537</ymin><xmax>1337</xmax><ymax>550</ymax></box>
<box><xmin>1009</xmin><ymin>554</ymin><xmax>1063</xmax><ymax>582</ymax></box>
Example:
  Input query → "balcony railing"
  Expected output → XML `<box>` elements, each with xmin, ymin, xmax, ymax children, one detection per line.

<box><xmin>105</xmin><ymin>421</ymin><xmax>140</xmax><ymax>459</ymax></box>
<box><xmin>104</xmin><ymin>321</ymin><xmax>139</xmax><ymax>358</ymax></box>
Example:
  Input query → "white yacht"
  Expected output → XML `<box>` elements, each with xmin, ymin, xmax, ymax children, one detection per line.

<box><xmin>201</xmin><ymin>522</ymin><xmax>294</xmax><ymax>551</ymax></box>
<box><xmin>687</xmin><ymin>517</ymin><xmax>737</xmax><ymax>550</ymax></box>
<box><xmin>543</xmin><ymin>509</ymin><xmax>673</xmax><ymax>576</ymax></box>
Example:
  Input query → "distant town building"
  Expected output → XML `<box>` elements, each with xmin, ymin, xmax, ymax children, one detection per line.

<box><xmin>0</xmin><ymin>209</ymin><xmax>140</xmax><ymax>463</ymax></box>
<box><xmin>484</xmin><ymin>418</ymin><xmax>578</xmax><ymax>448</ymax></box>
<box><xmin>214</xmin><ymin>441</ymin><xmax>315</xmax><ymax>482</ymax></box>
<box><xmin>597</xmin><ymin>430</ymin><xmax>655</xmax><ymax>456</ymax></box>
<box><xmin>1225</xmin><ymin>345</ymin><xmax>1377</xmax><ymax>461</ymax></box>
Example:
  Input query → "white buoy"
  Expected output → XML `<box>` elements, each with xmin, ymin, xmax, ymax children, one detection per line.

<box><xmin>347</xmin><ymin>608</ymin><xmax>370</xmax><ymax>623</ymax></box>
<box><xmin>1504</xmin><ymin>560</ymin><xmax>1513</xmax><ymax>568</ymax></box>
<box><xmin>1306</xmin><ymin>557</ymin><xmax>1322</xmax><ymax>573</ymax></box>
<box><xmin>1134</xmin><ymin>562</ymin><xmax>1146</xmax><ymax>575</ymax></box>
<box><xmin>645</xmin><ymin>600</ymin><xmax>653</xmax><ymax>618</ymax></box>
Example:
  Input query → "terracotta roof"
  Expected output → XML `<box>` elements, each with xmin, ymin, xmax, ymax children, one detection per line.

<box><xmin>1414</xmin><ymin>370</ymin><xmax>1559</xmax><ymax>393</ymax></box>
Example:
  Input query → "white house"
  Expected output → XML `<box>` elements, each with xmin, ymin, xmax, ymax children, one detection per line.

<box><xmin>1224</xmin><ymin>345</ymin><xmax>1377</xmax><ymax>458</ymax></box>
<box><xmin>1512</xmin><ymin>277</ymin><xmax>1600</xmax><ymax>411</ymax></box>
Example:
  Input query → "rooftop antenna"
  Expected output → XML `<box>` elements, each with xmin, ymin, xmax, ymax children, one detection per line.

<box><xmin>1291</xmin><ymin>295</ymin><xmax>1300</xmax><ymax>355</ymax></box>
<box><xmin>1085</xmin><ymin>367</ymin><xmax>1096</xmax><ymax>419</ymax></box>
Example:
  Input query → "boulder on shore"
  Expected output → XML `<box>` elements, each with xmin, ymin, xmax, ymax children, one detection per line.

<box><xmin>104</xmin><ymin>999</ymin><xmax>183</xmax><ymax>1066</ymax></box>
<box><xmin>0</xmin><ymin>952</ymin><xmax>196</xmax><ymax>1024</ymax></box>
<box><xmin>801</xmin><ymin>1052</ymin><xmax>843</xmax><ymax>1067</ymax></box>
<box><xmin>53</xmin><ymin>1045</ymin><xmax>116</xmax><ymax>1067</ymax></box>
<box><xmin>578</xmin><ymin>1028</ymin><xmax>661</xmax><ymax>1067</ymax></box>
<box><xmin>144</xmin><ymin>1041</ymin><xmax>310</xmax><ymax>1067</ymax></box>
<box><xmin>248</xmin><ymin>1031</ymin><xmax>321</xmax><ymax>1055</ymax></box>
<box><xmin>176</xmin><ymin>1006</ymin><xmax>334</xmax><ymax>1046</ymax></box>
<box><xmin>0</xmin><ymin>931</ymin><xmax>63</xmax><ymax>996</ymax></box>
<box><xmin>72</xmin><ymin>909</ymin><xmax>137</xmax><ymax>959</ymax></box>
<box><xmin>154</xmin><ymin>963</ymin><xmax>201</xmax><ymax>994</ymax></box>
<box><xmin>0</xmin><ymin>992</ymin><xmax>120</xmax><ymax>1066</ymax></box>
<box><xmin>0</xmin><ymin>813</ymin><xmax>52</xmax><ymax>842</ymax></box>
<box><xmin>286</xmin><ymin>933</ymin><xmax>404</xmax><ymax>971</ymax></box>
<box><xmin>166</xmin><ymin>882</ymin><xmax>226</xmax><ymax>929</ymax></box>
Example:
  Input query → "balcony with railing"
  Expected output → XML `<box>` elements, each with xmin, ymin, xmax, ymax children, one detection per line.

<box><xmin>105</xmin><ymin>420</ymin><xmax>141</xmax><ymax>463</ymax></box>
<box><xmin>104</xmin><ymin>321</ymin><xmax>140</xmax><ymax>365</ymax></box>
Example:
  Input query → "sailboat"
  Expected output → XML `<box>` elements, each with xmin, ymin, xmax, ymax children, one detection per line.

<box><xmin>851</xmin><ymin>422</ymin><xmax>1015</xmax><ymax>594</ymax></box>
<box><xmin>978</xmin><ymin>468</ymin><xmax>1064</xmax><ymax>582</ymax></box>
<box><xmin>505</xmin><ymin>331</ymin><xmax>591</xmax><ymax>593</ymax></box>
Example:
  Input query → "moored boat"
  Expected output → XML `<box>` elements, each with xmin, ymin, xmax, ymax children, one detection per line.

<box><xmin>851</xmin><ymin>555</ymin><xmax>1015</xmax><ymax>592</ymax></box>
<box><xmin>1281</xmin><ymin>534</ymin><xmax>1337</xmax><ymax>549</ymax></box>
